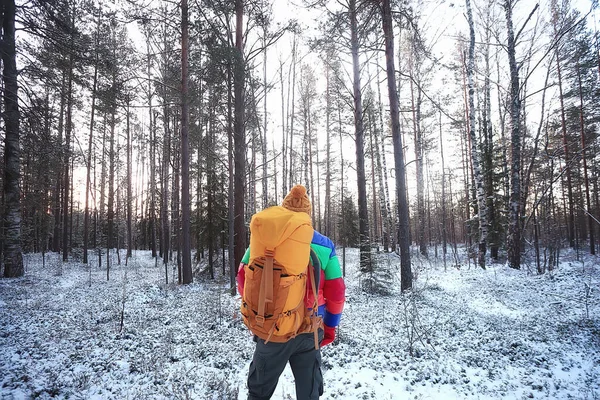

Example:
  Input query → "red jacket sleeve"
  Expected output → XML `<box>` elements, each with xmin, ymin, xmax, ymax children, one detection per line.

<box><xmin>236</xmin><ymin>263</ymin><xmax>246</xmax><ymax>296</ymax></box>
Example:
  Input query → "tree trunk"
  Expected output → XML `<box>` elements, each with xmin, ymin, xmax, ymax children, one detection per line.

<box><xmin>302</xmin><ymin>102</ymin><xmax>309</xmax><ymax>189</ymax></box>
<box><xmin>84</xmin><ymin>12</ymin><xmax>100</xmax><ymax>264</ymax></box>
<box><xmin>460</xmin><ymin>51</ymin><xmax>472</xmax><ymax>253</ymax></box>
<box><xmin>262</xmin><ymin>27</ymin><xmax>268</xmax><ymax>208</ymax></box>
<box><xmin>375</xmin><ymin>60</ymin><xmax>393</xmax><ymax>252</ymax></box>
<box><xmin>505</xmin><ymin>0</ymin><xmax>523</xmax><ymax>269</ymax></box>
<box><xmin>233</xmin><ymin>0</ymin><xmax>247</xmax><ymax>269</ymax></box>
<box><xmin>62</xmin><ymin>9</ymin><xmax>76</xmax><ymax>262</ymax></box>
<box><xmin>69</xmin><ymin>158</ymin><xmax>74</xmax><ymax>252</ymax></box>
<box><xmin>41</xmin><ymin>91</ymin><xmax>51</xmax><ymax>255</ymax></box>
<box><xmin>409</xmin><ymin>48</ymin><xmax>427</xmax><ymax>258</ymax></box>
<box><xmin>146</xmin><ymin>30</ymin><xmax>157</xmax><ymax>259</ymax></box>
<box><xmin>288</xmin><ymin>35</ymin><xmax>298</xmax><ymax>188</ymax></box>
<box><xmin>350</xmin><ymin>0</ymin><xmax>372</xmax><ymax>274</ymax></box>
<box><xmin>482</xmin><ymin>11</ymin><xmax>497</xmax><ymax>261</ymax></box>
<box><xmin>195</xmin><ymin>101</ymin><xmax>204</xmax><ymax>264</ymax></box>
<box><xmin>577</xmin><ymin>63</ymin><xmax>594</xmax><ymax>255</ymax></box>
<box><xmin>123</xmin><ymin>100</ymin><xmax>131</xmax><ymax>260</ymax></box>
<box><xmin>180</xmin><ymin>0</ymin><xmax>193</xmax><ymax>283</ymax></box>
<box><xmin>439</xmin><ymin>105</ymin><xmax>447</xmax><ymax>266</ymax></box>
<box><xmin>552</xmin><ymin>2</ymin><xmax>575</xmax><ymax>248</ymax></box>
<box><xmin>324</xmin><ymin>55</ymin><xmax>332</xmax><ymax>237</ymax></box>
<box><xmin>382</xmin><ymin>0</ymin><xmax>411</xmax><ymax>291</ymax></box>
<box><xmin>466</xmin><ymin>0</ymin><xmax>487</xmax><ymax>269</ymax></box>
<box><xmin>338</xmin><ymin>106</ymin><xmax>346</xmax><ymax>277</ymax></box>
<box><xmin>161</xmin><ymin>108</ymin><xmax>170</xmax><ymax>268</ymax></box>
<box><xmin>280</xmin><ymin>58</ymin><xmax>287</xmax><ymax>200</ymax></box>
<box><xmin>53</xmin><ymin>72</ymin><xmax>65</xmax><ymax>253</ymax></box>
<box><xmin>1</xmin><ymin>0</ymin><xmax>23</xmax><ymax>277</ymax></box>
<box><xmin>173</xmin><ymin>133</ymin><xmax>181</xmax><ymax>282</ymax></box>
<box><xmin>228</xmin><ymin>65</ymin><xmax>236</xmax><ymax>295</ymax></box>
<box><xmin>556</xmin><ymin>52</ymin><xmax>576</xmax><ymax>248</ymax></box>
<box><xmin>207</xmin><ymin>100</ymin><xmax>215</xmax><ymax>280</ymax></box>
<box><xmin>107</xmin><ymin>107</ymin><xmax>116</xmax><ymax>280</ymax></box>
<box><xmin>495</xmin><ymin>54</ymin><xmax>510</xmax><ymax>234</ymax></box>
<box><xmin>369</xmin><ymin>113</ymin><xmax>379</xmax><ymax>249</ymax></box>
<box><xmin>250</xmin><ymin>99</ymin><xmax>257</xmax><ymax>216</ymax></box>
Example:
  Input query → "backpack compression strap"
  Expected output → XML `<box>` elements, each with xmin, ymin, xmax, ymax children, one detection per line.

<box><xmin>256</xmin><ymin>248</ymin><xmax>275</xmax><ymax>328</ymax></box>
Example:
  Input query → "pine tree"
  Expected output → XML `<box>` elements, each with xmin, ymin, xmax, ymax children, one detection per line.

<box><xmin>381</xmin><ymin>0</ymin><xmax>411</xmax><ymax>291</ymax></box>
<box><xmin>2</xmin><ymin>0</ymin><xmax>24</xmax><ymax>277</ymax></box>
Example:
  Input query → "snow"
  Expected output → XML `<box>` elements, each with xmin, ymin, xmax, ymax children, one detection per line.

<box><xmin>1</xmin><ymin>249</ymin><xmax>599</xmax><ymax>399</ymax></box>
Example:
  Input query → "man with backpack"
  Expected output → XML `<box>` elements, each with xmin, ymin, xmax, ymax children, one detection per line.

<box><xmin>237</xmin><ymin>185</ymin><xmax>346</xmax><ymax>400</ymax></box>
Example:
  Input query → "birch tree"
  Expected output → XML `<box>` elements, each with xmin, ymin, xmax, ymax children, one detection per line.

<box><xmin>465</xmin><ymin>0</ymin><xmax>488</xmax><ymax>269</ymax></box>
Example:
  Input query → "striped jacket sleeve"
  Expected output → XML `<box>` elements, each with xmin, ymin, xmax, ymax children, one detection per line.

<box><xmin>311</xmin><ymin>231</ymin><xmax>346</xmax><ymax>328</ymax></box>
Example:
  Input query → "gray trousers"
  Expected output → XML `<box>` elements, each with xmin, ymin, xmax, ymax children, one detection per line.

<box><xmin>247</xmin><ymin>331</ymin><xmax>324</xmax><ymax>400</ymax></box>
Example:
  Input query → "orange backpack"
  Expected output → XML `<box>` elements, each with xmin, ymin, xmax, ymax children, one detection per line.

<box><xmin>240</xmin><ymin>206</ymin><xmax>322</xmax><ymax>348</ymax></box>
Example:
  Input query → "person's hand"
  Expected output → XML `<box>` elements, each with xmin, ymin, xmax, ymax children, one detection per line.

<box><xmin>321</xmin><ymin>325</ymin><xmax>336</xmax><ymax>346</ymax></box>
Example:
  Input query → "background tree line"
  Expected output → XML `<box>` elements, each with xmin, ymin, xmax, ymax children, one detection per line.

<box><xmin>1</xmin><ymin>0</ymin><xmax>598</xmax><ymax>293</ymax></box>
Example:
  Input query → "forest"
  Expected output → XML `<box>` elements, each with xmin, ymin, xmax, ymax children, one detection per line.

<box><xmin>1</xmin><ymin>0</ymin><xmax>599</xmax><ymax>398</ymax></box>
<box><xmin>0</xmin><ymin>0</ymin><xmax>599</xmax><ymax>290</ymax></box>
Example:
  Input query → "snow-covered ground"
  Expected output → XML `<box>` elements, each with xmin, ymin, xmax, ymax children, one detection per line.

<box><xmin>1</xmin><ymin>248</ymin><xmax>598</xmax><ymax>399</ymax></box>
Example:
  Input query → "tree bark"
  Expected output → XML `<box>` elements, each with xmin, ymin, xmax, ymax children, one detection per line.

<box><xmin>505</xmin><ymin>0</ymin><xmax>523</xmax><ymax>269</ymax></box>
<box><xmin>556</xmin><ymin>49</ymin><xmax>576</xmax><ymax>249</ymax></box>
<box><xmin>552</xmin><ymin>1</ymin><xmax>575</xmax><ymax>248</ymax></box>
<box><xmin>439</xmin><ymin>105</ymin><xmax>447</xmax><ymax>267</ymax></box>
<box><xmin>52</xmin><ymin>72</ymin><xmax>65</xmax><ymax>253</ymax></box>
<box><xmin>280</xmin><ymin>58</ymin><xmax>287</xmax><ymax>199</ymax></box>
<box><xmin>107</xmin><ymin>107</ymin><xmax>116</xmax><ymax>280</ymax></box>
<box><xmin>466</xmin><ymin>0</ymin><xmax>487</xmax><ymax>269</ymax></box>
<box><xmin>409</xmin><ymin>47</ymin><xmax>427</xmax><ymax>257</ymax></box>
<box><xmin>172</xmin><ymin>131</ymin><xmax>181</xmax><ymax>281</ymax></box>
<box><xmin>62</xmin><ymin>8</ymin><xmax>76</xmax><ymax>262</ymax></box>
<box><xmin>180</xmin><ymin>0</ymin><xmax>193</xmax><ymax>283</ymax></box>
<box><xmin>161</xmin><ymin>107</ymin><xmax>170</xmax><ymax>269</ymax></box>
<box><xmin>375</xmin><ymin>60</ymin><xmax>393</xmax><ymax>252</ymax></box>
<box><xmin>338</xmin><ymin>106</ymin><xmax>346</xmax><ymax>277</ymax></box>
<box><xmin>460</xmin><ymin>52</ymin><xmax>472</xmax><ymax>251</ymax></box>
<box><xmin>324</xmin><ymin>53</ymin><xmax>332</xmax><ymax>237</ymax></box>
<box><xmin>145</xmin><ymin>26</ymin><xmax>157</xmax><ymax>259</ymax></box>
<box><xmin>228</xmin><ymin>65</ymin><xmax>236</xmax><ymax>295</ymax></box>
<box><xmin>288</xmin><ymin>35</ymin><xmax>298</xmax><ymax>188</ymax></box>
<box><xmin>262</xmin><ymin>24</ymin><xmax>268</xmax><ymax>208</ymax></box>
<box><xmin>83</xmin><ymin>17</ymin><xmax>99</xmax><ymax>265</ymax></box>
<box><xmin>126</xmin><ymin>98</ymin><xmax>132</xmax><ymax>260</ymax></box>
<box><xmin>577</xmin><ymin>63</ymin><xmax>594</xmax><ymax>255</ymax></box>
<box><xmin>382</xmin><ymin>0</ymin><xmax>412</xmax><ymax>291</ymax></box>
<box><xmin>350</xmin><ymin>0</ymin><xmax>372</xmax><ymax>274</ymax></box>
<box><xmin>233</xmin><ymin>0</ymin><xmax>247</xmax><ymax>269</ymax></box>
<box><xmin>482</xmin><ymin>8</ymin><xmax>498</xmax><ymax>261</ymax></box>
<box><xmin>1</xmin><ymin>0</ymin><xmax>23</xmax><ymax>277</ymax></box>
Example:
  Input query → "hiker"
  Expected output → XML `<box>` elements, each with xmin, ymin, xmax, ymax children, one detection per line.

<box><xmin>237</xmin><ymin>184</ymin><xmax>346</xmax><ymax>400</ymax></box>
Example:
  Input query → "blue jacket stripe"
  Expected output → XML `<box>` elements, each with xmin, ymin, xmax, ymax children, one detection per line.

<box><xmin>324</xmin><ymin>311</ymin><xmax>342</xmax><ymax>327</ymax></box>
<box><xmin>318</xmin><ymin>304</ymin><xmax>326</xmax><ymax>317</ymax></box>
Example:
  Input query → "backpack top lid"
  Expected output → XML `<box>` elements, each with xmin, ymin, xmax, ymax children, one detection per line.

<box><xmin>249</xmin><ymin>206</ymin><xmax>313</xmax><ymax>272</ymax></box>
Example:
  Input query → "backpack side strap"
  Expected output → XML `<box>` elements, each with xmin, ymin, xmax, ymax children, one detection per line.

<box><xmin>256</xmin><ymin>248</ymin><xmax>275</xmax><ymax>327</ymax></box>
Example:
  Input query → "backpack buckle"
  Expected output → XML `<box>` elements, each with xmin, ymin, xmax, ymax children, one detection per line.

<box><xmin>255</xmin><ymin>315</ymin><xmax>265</xmax><ymax>326</ymax></box>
